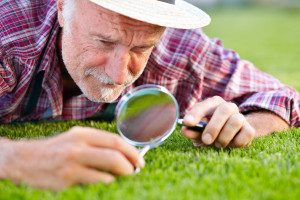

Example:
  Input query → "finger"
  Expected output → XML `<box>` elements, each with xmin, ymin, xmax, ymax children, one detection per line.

<box><xmin>202</xmin><ymin>102</ymin><xmax>239</xmax><ymax>145</ymax></box>
<box><xmin>215</xmin><ymin>113</ymin><xmax>245</xmax><ymax>148</ymax></box>
<box><xmin>191</xmin><ymin>139</ymin><xmax>207</xmax><ymax>147</ymax></box>
<box><xmin>66</xmin><ymin>126</ymin><xmax>144</xmax><ymax>168</ymax></box>
<box><xmin>181</xmin><ymin>126</ymin><xmax>201</xmax><ymax>139</ymax></box>
<box><xmin>181</xmin><ymin>127</ymin><xmax>207</xmax><ymax>147</ymax></box>
<box><xmin>246</xmin><ymin>141</ymin><xmax>252</xmax><ymax>147</ymax></box>
<box><xmin>73</xmin><ymin>166</ymin><xmax>115</xmax><ymax>185</ymax></box>
<box><xmin>78</xmin><ymin>147</ymin><xmax>135</xmax><ymax>176</ymax></box>
<box><xmin>49</xmin><ymin>165</ymin><xmax>115</xmax><ymax>191</ymax></box>
<box><xmin>231</xmin><ymin>122</ymin><xmax>255</xmax><ymax>148</ymax></box>
<box><xmin>184</xmin><ymin>96</ymin><xmax>225</xmax><ymax>126</ymax></box>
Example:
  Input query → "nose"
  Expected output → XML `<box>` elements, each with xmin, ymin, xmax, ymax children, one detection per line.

<box><xmin>105</xmin><ymin>49</ymin><xmax>130</xmax><ymax>85</ymax></box>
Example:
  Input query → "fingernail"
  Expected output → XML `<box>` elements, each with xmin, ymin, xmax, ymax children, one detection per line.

<box><xmin>184</xmin><ymin>115</ymin><xmax>194</xmax><ymax>124</ymax></box>
<box><xmin>138</xmin><ymin>156</ymin><xmax>145</xmax><ymax>168</ymax></box>
<box><xmin>215</xmin><ymin>142</ymin><xmax>222</xmax><ymax>149</ymax></box>
<box><xmin>193</xmin><ymin>142</ymin><xmax>205</xmax><ymax>147</ymax></box>
<box><xmin>104</xmin><ymin>176</ymin><xmax>115</xmax><ymax>184</ymax></box>
<box><xmin>202</xmin><ymin>133</ymin><xmax>212</xmax><ymax>144</ymax></box>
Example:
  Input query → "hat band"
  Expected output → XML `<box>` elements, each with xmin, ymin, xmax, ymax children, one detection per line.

<box><xmin>158</xmin><ymin>0</ymin><xmax>175</xmax><ymax>5</ymax></box>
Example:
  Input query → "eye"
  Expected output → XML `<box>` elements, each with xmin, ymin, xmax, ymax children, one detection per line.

<box><xmin>97</xmin><ymin>40</ymin><xmax>117</xmax><ymax>50</ymax></box>
<box><xmin>132</xmin><ymin>46</ymin><xmax>153</xmax><ymax>54</ymax></box>
<box><xmin>99</xmin><ymin>40</ymin><xmax>113</xmax><ymax>45</ymax></box>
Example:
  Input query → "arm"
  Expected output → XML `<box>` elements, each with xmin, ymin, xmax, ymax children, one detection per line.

<box><xmin>180</xmin><ymin>31</ymin><xmax>299</xmax><ymax>148</ymax></box>
<box><xmin>0</xmin><ymin>127</ymin><xmax>144</xmax><ymax>190</ymax></box>
<box><xmin>245</xmin><ymin>110</ymin><xmax>289</xmax><ymax>137</ymax></box>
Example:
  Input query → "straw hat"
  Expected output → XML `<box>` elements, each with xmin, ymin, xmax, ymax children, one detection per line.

<box><xmin>88</xmin><ymin>0</ymin><xmax>211</xmax><ymax>29</ymax></box>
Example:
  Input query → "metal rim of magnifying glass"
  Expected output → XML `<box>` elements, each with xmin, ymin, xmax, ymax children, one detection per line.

<box><xmin>115</xmin><ymin>84</ymin><xmax>179</xmax><ymax>148</ymax></box>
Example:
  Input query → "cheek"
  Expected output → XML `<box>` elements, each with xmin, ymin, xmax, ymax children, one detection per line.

<box><xmin>62</xmin><ymin>35</ymin><xmax>107</xmax><ymax>71</ymax></box>
<box><xmin>82</xmin><ymin>50</ymin><xmax>108</xmax><ymax>68</ymax></box>
<box><xmin>61</xmin><ymin>33</ymin><xmax>86</xmax><ymax>69</ymax></box>
<box><xmin>129</xmin><ymin>53</ymin><xmax>151</xmax><ymax>75</ymax></box>
<box><xmin>61</xmin><ymin>36</ymin><xmax>81</xmax><ymax>81</ymax></box>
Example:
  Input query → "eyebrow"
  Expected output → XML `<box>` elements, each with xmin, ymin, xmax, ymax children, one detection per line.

<box><xmin>135</xmin><ymin>42</ymin><xmax>157</xmax><ymax>49</ymax></box>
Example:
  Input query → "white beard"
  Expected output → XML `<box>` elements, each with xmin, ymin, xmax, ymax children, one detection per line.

<box><xmin>82</xmin><ymin>66</ymin><xmax>145</xmax><ymax>102</ymax></box>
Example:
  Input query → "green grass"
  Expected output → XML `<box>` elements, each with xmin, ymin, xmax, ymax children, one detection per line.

<box><xmin>1</xmin><ymin>6</ymin><xmax>300</xmax><ymax>200</ymax></box>
<box><xmin>0</xmin><ymin>120</ymin><xmax>300</xmax><ymax>199</ymax></box>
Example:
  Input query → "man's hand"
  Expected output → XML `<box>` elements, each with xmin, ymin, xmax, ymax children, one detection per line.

<box><xmin>181</xmin><ymin>96</ymin><xmax>289</xmax><ymax>148</ymax></box>
<box><xmin>0</xmin><ymin>126</ymin><xmax>145</xmax><ymax>190</ymax></box>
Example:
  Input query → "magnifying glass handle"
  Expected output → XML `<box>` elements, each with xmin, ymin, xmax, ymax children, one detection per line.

<box><xmin>139</xmin><ymin>145</ymin><xmax>151</xmax><ymax>157</ymax></box>
<box><xmin>177</xmin><ymin>119</ymin><xmax>207</xmax><ymax>132</ymax></box>
<box><xmin>134</xmin><ymin>145</ymin><xmax>151</xmax><ymax>174</ymax></box>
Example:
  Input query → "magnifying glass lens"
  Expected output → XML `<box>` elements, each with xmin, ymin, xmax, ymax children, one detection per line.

<box><xmin>116</xmin><ymin>87</ymin><xmax>178</xmax><ymax>145</ymax></box>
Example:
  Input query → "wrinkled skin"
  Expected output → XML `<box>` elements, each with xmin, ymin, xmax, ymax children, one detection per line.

<box><xmin>58</xmin><ymin>0</ymin><xmax>165</xmax><ymax>103</ymax></box>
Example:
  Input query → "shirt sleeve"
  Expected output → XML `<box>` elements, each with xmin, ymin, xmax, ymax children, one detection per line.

<box><xmin>0</xmin><ymin>59</ymin><xmax>17</xmax><ymax>96</ymax></box>
<box><xmin>201</xmin><ymin>37</ymin><xmax>300</xmax><ymax>127</ymax></box>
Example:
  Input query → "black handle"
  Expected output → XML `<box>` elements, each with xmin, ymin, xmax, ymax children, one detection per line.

<box><xmin>177</xmin><ymin>119</ymin><xmax>207</xmax><ymax>132</ymax></box>
<box><xmin>186</xmin><ymin>122</ymin><xmax>207</xmax><ymax>132</ymax></box>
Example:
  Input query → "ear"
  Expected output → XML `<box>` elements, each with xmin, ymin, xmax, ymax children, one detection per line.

<box><xmin>57</xmin><ymin>0</ymin><xmax>65</xmax><ymax>27</ymax></box>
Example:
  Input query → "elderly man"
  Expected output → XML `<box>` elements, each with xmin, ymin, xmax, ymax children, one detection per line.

<box><xmin>0</xmin><ymin>0</ymin><xmax>299</xmax><ymax>190</ymax></box>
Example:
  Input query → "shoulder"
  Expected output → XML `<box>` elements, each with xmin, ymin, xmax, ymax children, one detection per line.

<box><xmin>158</xmin><ymin>28</ymin><xmax>211</xmax><ymax>54</ymax></box>
<box><xmin>146</xmin><ymin>28</ymin><xmax>212</xmax><ymax>79</ymax></box>
<box><xmin>0</xmin><ymin>0</ymin><xmax>58</xmax><ymax>59</ymax></box>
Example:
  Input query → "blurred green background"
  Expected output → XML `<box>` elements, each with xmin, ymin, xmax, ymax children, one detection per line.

<box><xmin>189</xmin><ymin>0</ymin><xmax>300</xmax><ymax>92</ymax></box>
<box><xmin>187</xmin><ymin>0</ymin><xmax>300</xmax><ymax>9</ymax></box>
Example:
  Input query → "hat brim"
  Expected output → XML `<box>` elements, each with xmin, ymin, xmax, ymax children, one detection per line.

<box><xmin>88</xmin><ymin>0</ymin><xmax>211</xmax><ymax>29</ymax></box>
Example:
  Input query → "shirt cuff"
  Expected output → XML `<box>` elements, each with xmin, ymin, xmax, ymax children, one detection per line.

<box><xmin>238</xmin><ymin>88</ymin><xmax>300</xmax><ymax>127</ymax></box>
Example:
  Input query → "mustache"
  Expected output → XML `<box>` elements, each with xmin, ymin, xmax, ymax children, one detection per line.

<box><xmin>85</xmin><ymin>69</ymin><xmax>134</xmax><ymax>86</ymax></box>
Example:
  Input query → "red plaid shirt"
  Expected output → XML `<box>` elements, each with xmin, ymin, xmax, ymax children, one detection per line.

<box><xmin>1</xmin><ymin>0</ymin><xmax>299</xmax><ymax>126</ymax></box>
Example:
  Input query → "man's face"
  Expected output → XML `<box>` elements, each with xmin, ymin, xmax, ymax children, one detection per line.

<box><xmin>58</xmin><ymin>0</ymin><xmax>165</xmax><ymax>102</ymax></box>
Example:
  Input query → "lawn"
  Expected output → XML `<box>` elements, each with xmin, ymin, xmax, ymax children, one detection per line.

<box><xmin>0</xmin><ymin>6</ymin><xmax>300</xmax><ymax>200</ymax></box>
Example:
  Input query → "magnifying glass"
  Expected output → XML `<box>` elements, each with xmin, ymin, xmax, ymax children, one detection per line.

<box><xmin>115</xmin><ymin>84</ymin><xmax>207</xmax><ymax>173</ymax></box>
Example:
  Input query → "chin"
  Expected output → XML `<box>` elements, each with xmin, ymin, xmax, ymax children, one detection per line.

<box><xmin>84</xmin><ymin>86</ymin><xmax>124</xmax><ymax>103</ymax></box>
